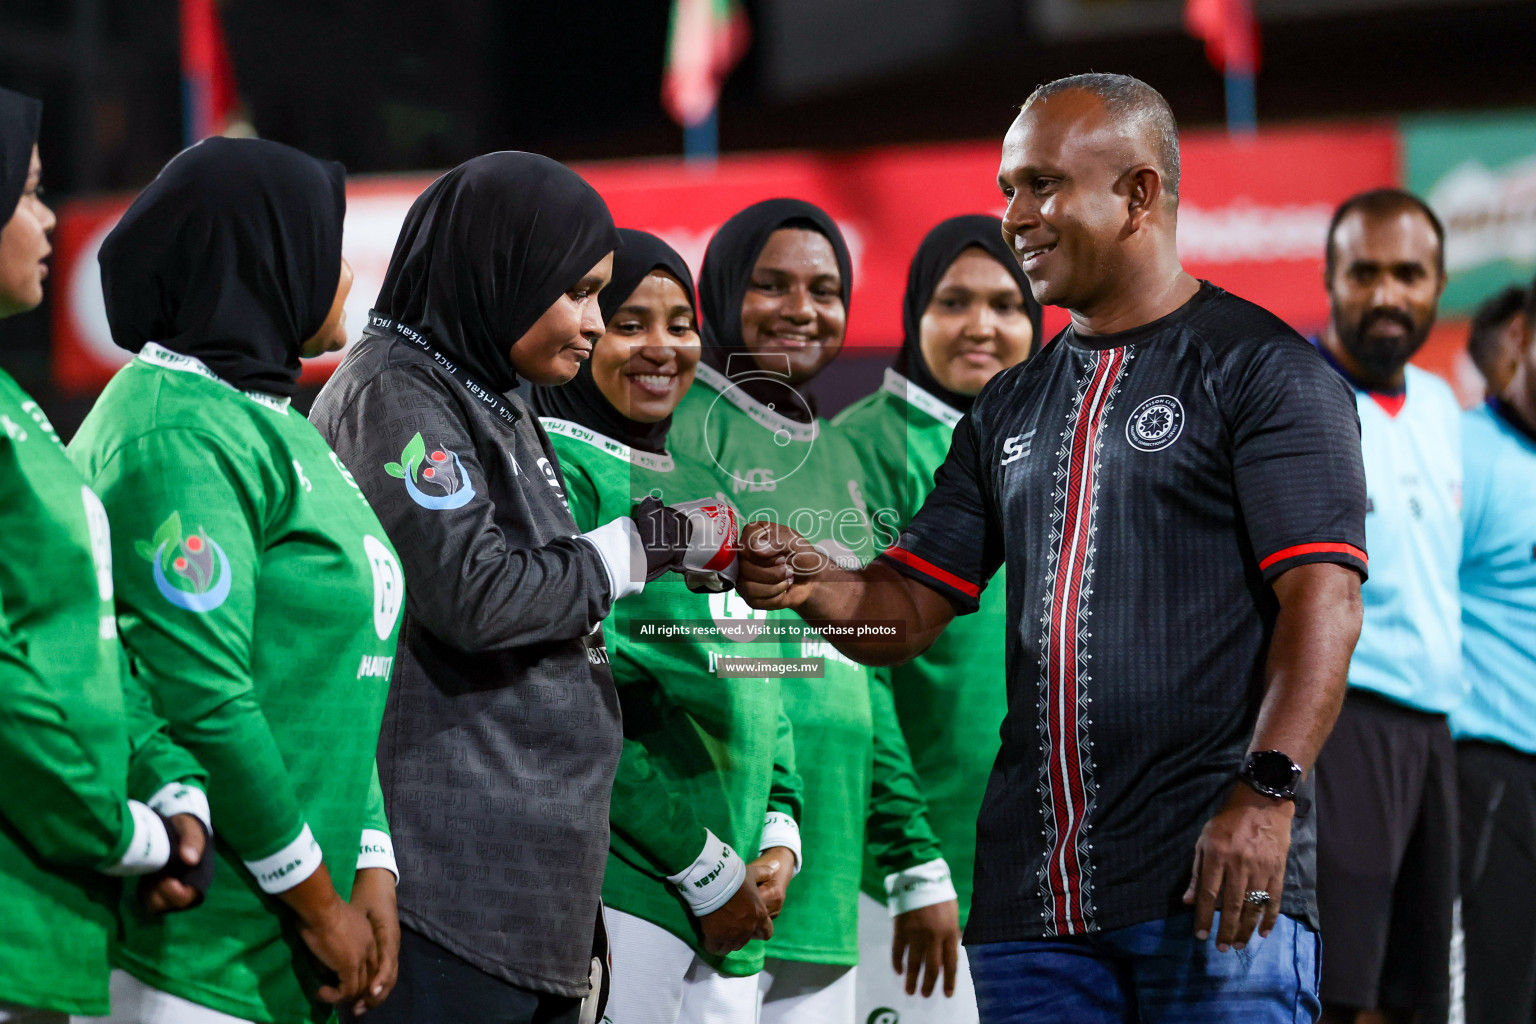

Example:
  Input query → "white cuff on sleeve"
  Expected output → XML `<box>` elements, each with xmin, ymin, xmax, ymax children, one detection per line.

<box><xmin>666</xmin><ymin>829</ymin><xmax>746</xmax><ymax>918</ymax></box>
<box><xmin>357</xmin><ymin>828</ymin><xmax>399</xmax><ymax>884</ymax></box>
<box><xmin>758</xmin><ymin>812</ymin><xmax>803</xmax><ymax>876</ymax></box>
<box><xmin>579</xmin><ymin>517</ymin><xmax>645</xmax><ymax>602</ymax></box>
<box><xmin>885</xmin><ymin>858</ymin><xmax>958</xmax><ymax>916</ymax></box>
<box><xmin>244</xmin><ymin>823</ymin><xmax>323</xmax><ymax>894</ymax></box>
<box><xmin>148</xmin><ymin>781</ymin><xmax>212</xmax><ymax>837</ymax></box>
<box><xmin>103</xmin><ymin>799</ymin><xmax>172</xmax><ymax>876</ymax></box>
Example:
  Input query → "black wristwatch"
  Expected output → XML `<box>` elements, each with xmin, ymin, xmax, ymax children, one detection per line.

<box><xmin>1238</xmin><ymin>750</ymin><xmax>1304</xmax><ymax>800</ymax></box>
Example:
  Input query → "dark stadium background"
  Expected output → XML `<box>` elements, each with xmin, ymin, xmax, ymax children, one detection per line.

<box><xmin>3</xmin><ymin>0</ymin><xmax>1534</xmax><ymax>437</ymax></box>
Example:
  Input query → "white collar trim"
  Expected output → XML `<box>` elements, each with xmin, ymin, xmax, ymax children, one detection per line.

<box><xmin>539</xmin><ymin>416</ymin><xmax>675</xmax><ymax>472</ymax></box>
<box><xmin>881</xmin><ymin>368</ymin><xmax>962</xmax><ymax>428</ymax></box>
<box><xmin>693</xmin><ymin>362</ymin><xmax>819</xmax><ymax>442</ymax></box>
<box><xmin>138</xmin><ymin>343</ymin><xmax>291</xmax><ymax>414</ymax></box>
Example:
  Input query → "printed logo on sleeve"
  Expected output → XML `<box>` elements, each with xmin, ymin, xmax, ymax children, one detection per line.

<box><xmin>136</xmin><ymin>511</ymin><xmax>232</xmax><ymax>613</ymax></box>
<box><xmin>1001</xmin><ymin>429</ymin><xmax>1036</xmax><ymax>465</ymax></box>
<box><xmin>384</xmin><ymin>432</ymin><xmax>476</xmax><ymax>510</ymax></box>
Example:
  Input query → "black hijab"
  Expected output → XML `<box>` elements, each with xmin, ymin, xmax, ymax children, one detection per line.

<box><xmin>698</xmin><ymin>198</ymin><xmax>853</xmax><ymax>422</ymax></box>
<box><xmin>98</xmin><ymin>137</ymin><xmax>345</xmax><ymax>397</ymax></box>
<box><xmin>894</xmin><ymin>214</ymin><xmax>1042</xmax><ymax>415</ymax></box>
<box><xmin>0</xmin><ymin>87</ymin><xmax>42</xmax><ymax>225</ymax></box>
<box><xmin>375</xmin><ymin>151</ymin><xmax>620</xmax><ymax>395</ymax></box>
<box><xmin>531</xmin><ymin>229</ymin><xmax>696</xmax><ymax>455</ymax></box>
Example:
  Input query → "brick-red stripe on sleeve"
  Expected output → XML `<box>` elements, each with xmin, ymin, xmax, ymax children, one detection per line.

<box><xmin>1258</xmin><ymin>541</ymin><xmax>1368</xmax><ymax>573</ymax></box>
<box><xmin>881</xmin><ymin>546</ymin><xmax>982</xmax><ymax>598</ymax></box>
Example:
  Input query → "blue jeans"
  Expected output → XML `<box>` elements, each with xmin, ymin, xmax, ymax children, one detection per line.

<box><xmin>968</xmin><ymin>912</ymin><xmax>1321</xmax><ymax>1024</ymax></box>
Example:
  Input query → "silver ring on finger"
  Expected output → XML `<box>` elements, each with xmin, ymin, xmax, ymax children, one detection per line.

<box><xmin>1243</xmin><ymin>890</ymin><xmax>1272</xmax><ymax>906</ymax></box>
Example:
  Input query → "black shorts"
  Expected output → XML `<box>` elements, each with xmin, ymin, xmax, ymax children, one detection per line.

<box><xmin>347</xmin><ymin>925</ymin><xmax>584</xmax><ymax>1024</ymax></box>
<box><xmin>1458</xmin><ymin>739</ymin><xmax>1536</xmax><ymax>1024</ymax></box>
<box><xmin>1315</xmin><ymin>689</ymin><xmax>1456</xmax><ymax>1018</ymax></box>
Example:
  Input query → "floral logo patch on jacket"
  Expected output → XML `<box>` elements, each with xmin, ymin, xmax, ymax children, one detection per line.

<box><xmin>136</xmin><ymin>510</ymin><xmax>232</xmax><ymax>613</ymax></box>
<box><xmin>384</xmin><ymin>431</ymin><xmax>476</xmax><ymax>510</ymax></box>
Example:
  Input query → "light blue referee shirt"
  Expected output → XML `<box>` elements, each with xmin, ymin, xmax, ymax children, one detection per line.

<box><xmin>1323</xmin><ymin>355</ymin><xmax>1464</xmax><ymax>714</ymax></box>
<box><xmin>1451</xmin><ymin>400</ymin><xmax>1536</xmax><ymax>753</ymax></box>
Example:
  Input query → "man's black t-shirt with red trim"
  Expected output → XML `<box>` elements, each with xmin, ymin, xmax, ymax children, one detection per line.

<box><xmin>878</xmin><ymin>283</ymin><xmax>1367</xmax><ymax>942</ymax></box>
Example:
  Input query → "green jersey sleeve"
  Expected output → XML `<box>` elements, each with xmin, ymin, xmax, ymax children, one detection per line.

<box><xmin>121</xmin><ymin>652</ymin><xmax>208</xmax><ymax>818</ymax></box>
<box><xmin>0</xmin><ymin>595</ymin><xmax>134</xmax><ymax>868</ymax></box>
<box><xmin>560</xmin><ymin>459</ymin><xmax>603</xmax><ymax>534</ymax></box>
<box><xmin>866</xmin><ymin>669</ymin><xmax>955</xmax><ymax>914</ymax></box>
<box><xmin>607</xmin><ymin>729</ymin><xmax>712</xmax><ymax>878</ymax></box>
<box><xmin>86</xmin><ymin>428</ymin><xmax>308</xmax><ymax>867</ymax></box>
<box><xmin>766</xmin><ymin>706</ymin><xmax>803</xmax><ymax>824</ymax></box>
<box><xmin>356</xmin><ymin>762</ymin><xmax>398</xmax><ymax>881</ymax></box>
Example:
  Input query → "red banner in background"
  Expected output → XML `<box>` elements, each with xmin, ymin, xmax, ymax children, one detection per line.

<box><xmin>52</xmin><ymin>123</ymin><xmax>1400</xmax><ymax>395</ymax></box>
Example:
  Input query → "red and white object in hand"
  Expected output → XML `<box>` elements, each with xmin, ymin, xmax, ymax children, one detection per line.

<box><xmin>672</xmin><ymin>497</ymin><xmax>741</xmax><ymax>593</ymax></box>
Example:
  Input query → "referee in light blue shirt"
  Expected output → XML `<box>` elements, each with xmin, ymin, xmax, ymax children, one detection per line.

<box><xmin>1453</xmin><ymin>280</ymin><xmax>1536</xmax><ymax>1024</ymax></box>
<box><xmin>1311</xmin><ymin>190</ymin><xmax>1463</xmax><ymax>1024</ymax></box>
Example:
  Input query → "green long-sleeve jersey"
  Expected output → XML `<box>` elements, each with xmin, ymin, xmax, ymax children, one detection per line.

<box><xmin>833</xmin><ymin>369</ymin><xmax>1009</xmax><ymax>928</ymax></box>
<box><xmin>671</xmin><ymin>364</ymin><xmax>946</xmax><ymax>964</ymax></box>
<box><xmin>543</xmin><ymin>416</ymin><xmax>803</xmax><ymax>977</ymax></box>
<box><xmin>70</xmin><ymin>345</ymin><xmax>404</xmax><ymax>1024</ymax></box>
<box><xmin>0</xmin><ymin>370</ymin><xmax>204</xmax><ymax>1016</ymax></box>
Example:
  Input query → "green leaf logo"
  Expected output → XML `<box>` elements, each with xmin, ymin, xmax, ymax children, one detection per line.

<box><xmin>384</xmin><ymin>432</ymin><xmax>427</xmax><ymax>481</ymax></box>
<box><xmin>139</xmin><ymin>511</ymin><xmax>184</xmax><ymax>570</ymax></box>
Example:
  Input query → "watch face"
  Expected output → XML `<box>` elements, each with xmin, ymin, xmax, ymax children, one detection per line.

<box><xmin>1250</xmin><ymin>751</ymin><xmax>1301</xmax><ymax>792</ymax></box>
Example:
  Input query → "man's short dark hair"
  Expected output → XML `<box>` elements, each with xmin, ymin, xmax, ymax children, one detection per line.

<box><xmin>1467</xmin><ymin>285</ymin><xmax>1526</xmax><ymax>381</ymax></box>
<box><xmin>1022</xmin><ymin>73</ymin><xmax>1181</xmax><ymax>199</ymax></box>
<box><xmin>1325</xmin><ymin>188</ymin><xmax>1447</xmax><ymax>281</ymax></box>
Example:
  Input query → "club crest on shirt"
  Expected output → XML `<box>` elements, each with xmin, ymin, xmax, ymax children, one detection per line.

<box><xmin>136</xmin><ymin>511</ymin><xmax>232</xmax><ymax>613</ymax></box>
<box><xmin>1125</xmin><ymin>395</ymin><xmax>1185</xmax><ymax>452</ymax></box>
<box><xmin>384</xmin><ymin>432</ymin><xmax>476</xmax><ymax>510</ymax></box>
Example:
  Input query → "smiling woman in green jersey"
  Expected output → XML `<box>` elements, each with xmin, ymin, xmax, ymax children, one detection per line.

<box><xmin>532</xmin><ymin>229</ymin><xmax>805</xmax><ymax>1024</ymax></box>
<box><xmin>0</xmin><ymin>88</ymin><xmax>213</xmax><ymax>1024</ymax></box>
<box><xmin>671</xmin><ymin>199</ymin><xmax>960</xmax><ymax>1021</ymax></box>
<box><xmin>69</xmin><ymin>138</ymin><xmax>405</xmax><ymax>1024</ymax></box>
<box><xmin>833</xmin><ymin>215</ymin><xmax>1039</xmax><ymax>1024</ymax></box>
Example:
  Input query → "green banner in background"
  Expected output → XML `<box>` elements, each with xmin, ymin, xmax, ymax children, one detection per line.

<box><xmin>1404</xmin><ymin>110</ymin><xmax>1536</xmax><ymax>316</ymax></box>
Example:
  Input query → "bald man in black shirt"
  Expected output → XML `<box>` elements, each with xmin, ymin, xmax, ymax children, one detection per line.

<box><xmin>736</xmin><ymin>73</ymin><xmax>1367</xmax><ymax>1023</ymax></box>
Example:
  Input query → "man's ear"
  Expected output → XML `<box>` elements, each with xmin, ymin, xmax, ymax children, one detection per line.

<box><xmin>1124</xmin><ymin>166</ymin><xmax>1163</xmax><ymax>231</ymax></box>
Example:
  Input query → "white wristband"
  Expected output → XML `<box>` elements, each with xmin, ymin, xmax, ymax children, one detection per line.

<box><xmin>579</xmin><ymin>517</ymin><xmax>645</xmax><ymax>602</ymax></box>
<box><xmin>244</xmin><ymin>823</ymin><xmax>323</xmax><ymax>894</ymax></box>
<box><xmin>357</xmin><ymin>828</ymin><xmax>399</xmax><ymax>884</ymax></box>
<box><xmin>759</xmin><ymin>812</ymin><xmax>803</xmax><ymax>876</ymax></box>
<box><xmin>885</xmin><ymin>858</ymin><xmax>958</xmax><ymax>916</ymax></box>
<box><xmin>666</xmin><ymin>829</ymin><xmax>746</xmax><ymax>918</ymax></box>
<box><xmin>148</xmin><ymin>781</ymin><xmax>212</xmax><ymax>838</ymax></box>
<box><xmin>103</xmin><ymin>799</ymin><xmax>172</xmax><ymax>876</ymax></box>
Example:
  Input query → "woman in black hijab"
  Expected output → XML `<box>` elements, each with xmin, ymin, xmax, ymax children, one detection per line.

<box><xmin>0</xmin><ymin>86</ymin><xmax>211</xmax><ymax>1024</ymax></box>
<box><xmin>312</xmin><ymin>155</ymin><xmax>725</xmax><ymax>1024</ymax></box>
<box><xmin>70</xmin><ymin>136</ymin><xmax>404</xmax><ymax>1023</ymax></box>
<box><xmin>672</xmin><ymin>199</ymin><xmax>960</xmax><ymax>1024</ymax></box>
<box><xmin>530</xmin><ymin>228</ymin><xmax>696</xmax><ymax>454</ymax></box>
<box><xmin>0</xmin><ymin>87</ymin><xmax>52</xmax><ymax>317</ymax></box>
<box><xmin>533</xmin><ymin>231</ymin><xmax>807</xmax><ymax>1023</ymax></box>
<box><xmin>831</xmin><ymin>214</ymin><xmax>1038</xmax><ymax>1023</ymax></box>
<box><xmin>890</xmin><ymin>213</ymin><xmax>1041</xmax><ymax>414</ymax></box>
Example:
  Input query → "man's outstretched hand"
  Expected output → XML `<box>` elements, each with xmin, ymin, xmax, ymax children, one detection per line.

<box><xmin>735</xmin><ymin>522</ymin><xmax>824</xmax><ymax>610</ymax></box>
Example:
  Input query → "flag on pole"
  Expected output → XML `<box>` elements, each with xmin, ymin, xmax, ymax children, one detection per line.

<box><xmin>180</xmin><ymin>0</ymin><xmax>240</xmax><ymax>145</ymax></box>
<box><xmin>662</xmin><ymin>0</ymin><xmax>750</xmax><ymax>128</ymax></box>
<box><xmin>1184</xmin><ymin>0</ymin><xmax>1260</xmax><ymax>76</ymax></box>
<box><xmin>1185</xmin><ymin>0</ymin><xmax>1260</xmax><ymax>133</ymax></box>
